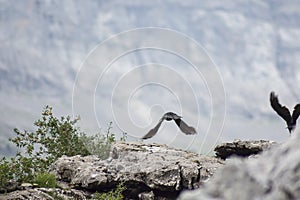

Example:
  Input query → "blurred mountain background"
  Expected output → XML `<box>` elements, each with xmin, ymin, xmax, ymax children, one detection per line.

<box><xmin>1</xmin><ymin>0</ymin><xmax>300</xmax><ymax>156</ymax></box>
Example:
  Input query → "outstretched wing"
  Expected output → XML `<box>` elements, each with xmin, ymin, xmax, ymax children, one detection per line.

<box><xmin>174</xmin><ymin>118</ymin><xmax>197</xmax><ymax>135</ymax></box>
<box><xmin>270</xmin><ymin>92</ymin><xmax>292</xmax><ymax>123</ymax></box>
<box><xmin>142</xmin><ymin>118</ymin><xmax>164</xmax><ymax>139</ymax></box>
<box><xmin>292</xmin><ymin>104</ymin><xmax>300</xmax><ymax>123</ymax></box>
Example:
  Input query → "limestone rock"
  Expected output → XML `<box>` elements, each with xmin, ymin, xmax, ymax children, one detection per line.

<box><xmin>179</xmin><ymin>137</ymin><xmax>300</xmax><ymax>200</ymax></box>
<box><xmin>214</xmin><ymin>139</ymin><xmax>277</xmax><ymax>159</ymax></box>
<box><xmin>138</xmin><ymin>191</ymin><xmax>155</xmax><ymax>200</ymax></box>
<box><xmin>50</xmin><ymin>142</ymin><xmax>224</xmax><ymax>199</ymax></box>
<box><xmin>0</xmin><ymin>188</ymin><xmax>87</xmax><ymax>200</ymax></box>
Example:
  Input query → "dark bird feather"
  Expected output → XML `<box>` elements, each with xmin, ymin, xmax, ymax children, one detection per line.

<box><xmin>270</xmin><ymin>91</ymin><xmax>300</xmax><ymax>133</ymax></box>
<box><xmin>292</xmin><ymin>104</ymin><xmax>300</xmax><ymax>123</ymax></box>
<box><xmin>142</xmin><ymin>112</ymin><xmax>197</xmax><ymax>139</ymax></box>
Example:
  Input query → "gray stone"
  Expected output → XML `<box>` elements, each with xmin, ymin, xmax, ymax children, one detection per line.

<box><xmin>214</xmin><ymin>139</ymin><xmax>277</xmax><ymax>159</ymax></box>
<box><xmin>179</xmin><ymin>136</ymin><xmax>300</xmax><ymax>200</ymax></box>
<box><xmin>50</xmin><ymin>142</ymin><xmax>224</xmax><ymax>199</ymax></box>
<box><xmin>0</xmin><ymin>142</ymin><xmax>224</xmax><ymax>200</ymax></box>
<box><xmin>0</xmin><ymin>188</ymin><xmax>87</xmax><ymax>200</ymax></box>
<box><xmin>138</xmin><ymin>191</ymin><xmax>155</xmax><ymax>200</ymax></box>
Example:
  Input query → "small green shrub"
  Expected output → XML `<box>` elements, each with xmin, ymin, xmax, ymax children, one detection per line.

<box><xmin>81</xmin><ymin>122</ymin><xmax>119</xmax><ymax>159</ymax></box>
<box><xmin>11</xmin><ymin>105</ymin><xmax>90</xmax><ymax>164</ymax></box>
<box><xmin>0</xmin><ymin>105</ymin><xmax>125</xmax><ymax>193</ymax></box>
<box><xmin>34</xmin><ymin>172</ymin><xmax>57</xmax><ymax>188</ymax></box>
<box><xmin>0</xmin><ymin>158</ymin><xmax>14</xmax><ymax>192</ymax></box>
<box><xmin>0</xmin><ymin>105</ymin><xmax>91</xmax><ymax>188</ymax></box>
<box><xmin>91</xmin><ymin>182</ymin><xmax>125</xmax><ymax>200</ymax></box>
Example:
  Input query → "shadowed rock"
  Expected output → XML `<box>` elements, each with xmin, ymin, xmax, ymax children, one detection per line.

<box><xmin>214</xmin><ymin>140</ymin><xmax>277</xmax><ymax>160</ymax></box>
<box><xmin>179</xmin><ymin>136</ymin><xmax>300</xmax><ymax>200</ymax></box>
<box><xmin>49</xmin><ymin>142</ymin><xmax>223</xmax><ymax>200</ymax></box>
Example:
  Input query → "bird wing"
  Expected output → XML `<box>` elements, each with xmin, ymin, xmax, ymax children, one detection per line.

<box><xmin>142</xmin><ymin>118</ymin><xmax>164</xmax><ymax>139</ymax></box>
<box><xmin>270</xmin><ymin>92</ymin><xmax>292</xmax><ymax>123</ymax></box>
<box><xmin>292</xmin><ymin>104</ymin><xmax>300</xmax><ymax>122</ymax></box>
<box><xmin>174</xmin><ymin>118</ymin><xmax>197</xmax><ymax>135</ymax></box>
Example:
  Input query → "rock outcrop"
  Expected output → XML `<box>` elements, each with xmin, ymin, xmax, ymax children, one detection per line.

<box><xmin>0</xmin><ymin>188</ymin><xmax>87</xmax><ymax>200</ymax></box>
<box><xmin>214</xmin><ymin>139</ymin><xmax>277</xmax><ymax>159</ymax></box>
<box><xmin>48</xmin><ymin>142</ymin><xmax>223</xmax><ymax>199</ymax></box>
<box><xmin>179</xmin><ymin>136</ymin><xmax>300</xmax><ymax>200</ymax></box>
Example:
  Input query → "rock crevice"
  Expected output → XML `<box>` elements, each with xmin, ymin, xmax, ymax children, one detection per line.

<box><xmin>49</xmin><ymin>142</ymin><xmax>223</xmax><ymax>199</ymax></box>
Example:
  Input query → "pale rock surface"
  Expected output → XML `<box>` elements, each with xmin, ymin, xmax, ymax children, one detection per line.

<box><xmin>50</xmin><ymin>142</ymin><xmax>224</xmax><ymax>199</ymax></box>
<box><xmin>179</xmin><ymin>137</ymin><xmax>300</xmax><ymax>200</ymax></box>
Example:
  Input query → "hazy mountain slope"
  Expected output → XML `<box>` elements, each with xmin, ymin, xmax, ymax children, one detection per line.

<box><xmin>0</xmin><ymin>0</ymin><xmax>299</xmax><ymax>156</ymax></box>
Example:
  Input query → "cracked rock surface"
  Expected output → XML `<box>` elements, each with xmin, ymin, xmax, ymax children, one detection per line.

<box><xmin>214</xmin><ymin>139</ymin><xmax>278</xmax><ymax>159</ymax></box>
<box><xmin>50</xmin><ymin>142</ymin><xmax>224</xmax><ymax>199</ymax></box>
<box><xmin>0</xmin><ymin>188</ymin><xmax>87</xmax><ymax>200</ymax></box>
<box><xmin>179</xmin><ymin>136</ymin><xmax>300</xmax><ymax>200</ymax></box>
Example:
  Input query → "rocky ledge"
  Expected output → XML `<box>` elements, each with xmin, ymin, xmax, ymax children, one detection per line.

<box><xmin>0</xmin><ymin>188</ymin><xmax>87</xmax><ymax>200</ymax></box>
<box><xmin>0</xmin><ymin>142</ymin><xmax>224</xmax><ymax>200</ymax></box>
<box><xmin>50</xmin><ymin>142</ymin><xmax>223</xmax><ymax>199</ymax></box>
<box><xmin>179</xmin><ymin>136</ymin><xmax>300</xmax><ymax>200</ymax></box>
<box><xmin>214</xmin><ymin>139</ymin><xmax>278</xmax><ymax>159</ymax></box>
<box><xmin>2</xmin><ymin>139</ymin><xmax>283</xmax><ymax>200</ymax></box>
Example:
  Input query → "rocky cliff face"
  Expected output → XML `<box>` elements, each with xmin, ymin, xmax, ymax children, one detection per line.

<box><xmin>3</xmin><ymin>138</ymin><xmax>295</xmax><ymax>200</ymax></box>
<box><xmin>0</xmin><ymin>142</ymin><xmax>224</xmax><ymax>200</ymax></box>
<box><xmin>50</xmin><ymin>142</ymin><xmax>223</xmax><ymax>199</ymax></box>
<box><xmin>179</xmin><ymin>135</ymin><xmax>300</xmax><ymax>200</ymax></box>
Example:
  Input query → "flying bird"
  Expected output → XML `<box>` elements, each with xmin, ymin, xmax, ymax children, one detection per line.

<box><xmin>142</xmin><ymin>112</ymin><xmax>197</xmax><ymax>139</ymax></box>
<box><xmin>270</xmin><ymin>91</ymin><xmax>300</xmax><ymax>133</ymax></box>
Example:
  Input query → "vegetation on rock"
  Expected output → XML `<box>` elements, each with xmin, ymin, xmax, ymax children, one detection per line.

<box><xmin>0</xmin><ymin>105</ymin><xmax>124</xmax><ymax>195</ymax></box>
<box><xmin>90</xmin><ymin>182</ymin><xmax>125</xmax><ymax>200</ymax></box>
<box><xmin>34</xmin><ymin>172</ymin><xmax>57</xmax><ymax>188</ymax></box>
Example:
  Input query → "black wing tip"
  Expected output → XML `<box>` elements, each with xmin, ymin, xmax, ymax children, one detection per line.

<box><xmin>142</xmin><ymin>131</ymin><xmax>154</xmax><ymax>139</ymax></box>
<box><xmin>270</xmin><ymin>91</ymin><xmax>277</xmax><ymax>99</ymax></box>
<box><xmin>294</xmin><ymin>104</ymin><xmax>300</xmax><ymax>110</ymax></box>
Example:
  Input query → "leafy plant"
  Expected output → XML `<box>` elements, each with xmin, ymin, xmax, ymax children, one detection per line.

<box><xmin>0</xmin><ymin>158</ymin><xmax>14</xmax><ymax>192</ymax></box>
<box><xmin>81</xmin><ymin>122</ymin><xmax>128</xmax><ymax>159</ymax></box>
<box><xmin>81</xmin><ymin>122</ymin><xmax>118</xmax><ymax>159</ymax></box>
<box><xmin>90</xmin><ymin>182</ymin><xmax>125</xmax><ymax>200</ymax></box>
<box><xmin>11</xmin><ymin>105</ymin><xmax>90</xmax><ymax>164</ymax></box>
<box><xmin>0</xmin><ymin>105</ymin><xmax>125</xmax><ymax>193</ymax></box>
<box><xmin>0</xmin><ymin>106</ymin><xmax>91</xmax><ymax>188</ymax></box>
<box><xmin>34</xmin><ymin>172</ymin><xmax>57</xmax><ymax>188</ymax></box>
